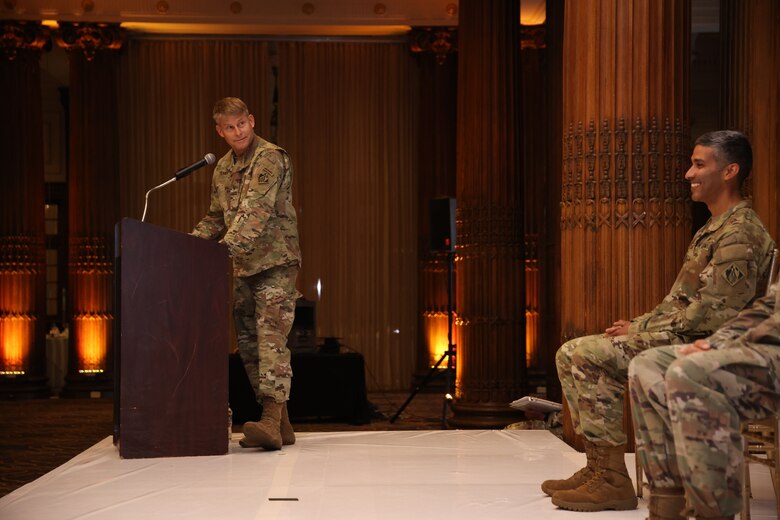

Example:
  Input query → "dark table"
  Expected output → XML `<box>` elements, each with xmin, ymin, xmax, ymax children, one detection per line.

<box><xmin>229</xmin><ymin>351</ymin><xmax>371</xmax><ymax>425</ymax></box>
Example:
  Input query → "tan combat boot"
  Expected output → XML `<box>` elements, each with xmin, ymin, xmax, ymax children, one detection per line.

<box><xmin>240</xmin><ymin>397</ymin><xmax>283</xmax><ymax>450</ymax></box>
<box><xmin>541</xmin><ymin>440</ymin><xmax>596</xmax><ymax>496</ymax></box>
<box><xmin>280</xmin><ymin>402</ymin><xmax>296</xmax><ymax>446</ymax></box>
<box><xmin>551</xmin><ymin>443</ymin><xmax>638</xmax><ymax>512</ymax></box>
<box><xmin>648</xmin><ymin>486</ymin><xmax>685</xmax><ymax>519</ymax></box>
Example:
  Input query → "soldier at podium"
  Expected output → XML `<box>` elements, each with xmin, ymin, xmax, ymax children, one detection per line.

<box><xmin>192</xmin><ymin>97</ymin><xmax>301</xmax><ymax>451</ymax></box>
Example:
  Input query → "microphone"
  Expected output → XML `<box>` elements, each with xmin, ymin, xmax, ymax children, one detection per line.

<box><xmin>141</xmin><ymin>153</ymin><xmax>216</xmax><ymax>222</ymax></box>
<box><xmin>174</xmin><ymin>153</ymin><xmax>216</xmax><ymax>180</ymax></box>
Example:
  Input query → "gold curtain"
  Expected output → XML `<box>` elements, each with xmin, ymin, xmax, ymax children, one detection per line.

<box><xmin>116</xmin><ymin>39</ymin><xmax>273</xmax><ymax>231</ymax></box>
<box><xmin>116</xmin><ymin>38</ymin><xmax>420</xmax><ymax>390</ymax></box>
<box><xmin>278</xmin><ymin>41</ymin><xmax>419</xmax><ymax>390</ymax></box>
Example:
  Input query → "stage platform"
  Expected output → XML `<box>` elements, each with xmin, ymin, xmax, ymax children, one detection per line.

<box><xmin>0</xmin><ymin>429</ymin><xmax>775</xmax><ymax>519</ymax></box>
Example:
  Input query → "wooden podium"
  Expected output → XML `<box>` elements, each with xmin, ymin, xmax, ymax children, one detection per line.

<box><xmin>114</xmin><ymin>218</ymin><xmax>231</xmax><ymax>459</ymax></box>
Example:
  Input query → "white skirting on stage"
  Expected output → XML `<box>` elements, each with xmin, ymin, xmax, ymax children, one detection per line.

<box><xmin>0</xmin><ymin>429</ymin><xmax>775</xmax><ymax>519</ymax></box>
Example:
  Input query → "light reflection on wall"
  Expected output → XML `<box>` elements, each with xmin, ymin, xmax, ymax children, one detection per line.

<box><xmin>0</xmin><ymin>267</ymin><xmax>36</xmax><ymax>375</ymax></box>
<box><xmin>423</xmin><ymin>311</ymin><xmax>453</xmax><ymax>367</ymax></box>
<box><xmin>525</xmin><ymin>254</ymin><xmax>539</xmax><ymax>367</ymax></box>
<box><xmin>423</xmin><ymin>258</ymin><xmax>539</xmax><ymax>369</ymax></box>
<box><xmin>0</xmin><ymin>315</ymin><xmax>33</xmax><ymax>375</ymax></box>
<box><xmin>70</xmin><ymin>237</ymin><xmax>113</xmax><ymax>375</ymax></box>
<box><xmin>73</xmin><ymin>313</ymin><xmax>110</xmax><ymax>373</ymax></box>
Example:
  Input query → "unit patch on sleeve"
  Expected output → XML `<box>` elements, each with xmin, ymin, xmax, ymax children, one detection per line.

<box><xmin>722</xmin><ymin>263</ymin><xmax>746</xmax><ymax>286</ymax></box>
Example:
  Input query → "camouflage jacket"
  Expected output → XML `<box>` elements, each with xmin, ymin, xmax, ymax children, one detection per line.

<box><xmin>628</xmin><ymin>201</ymin><xmax>775</xmax><ymax>340</ymax></box>
<box><xmin>707</xmin><ymin>277</ymin><xmax>780</xmax><ymax>348</ymax></box>
<box><xmin>192</xmin><ymin>135</ymin><xmax>301</xmax><ymax>277</ymax></box>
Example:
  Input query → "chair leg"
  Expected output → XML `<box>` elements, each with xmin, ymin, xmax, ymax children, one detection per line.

<box><xmin>774</xmin><ymin>418</ymin><xmax>780</xmax><ymax>520</ymax></box>
<box><xmin>743</xmin><ymin>455</ymin><xmax>752</xmax><ymax>520</ymax></box>
<box><xmin>771</xmin><ymin>467</ymin><xmax>780</xmax><ymax>520</ymax></box>
<box><xmin>636</xmin><ymin>460</ymin><xmax>644</xmax><ymax>498</ymax></box>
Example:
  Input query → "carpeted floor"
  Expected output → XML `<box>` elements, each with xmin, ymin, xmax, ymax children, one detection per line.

<box><xmin>0</xmin><ymin>390</ymin><xmax>450</xmax><ymax>498</ymax></box>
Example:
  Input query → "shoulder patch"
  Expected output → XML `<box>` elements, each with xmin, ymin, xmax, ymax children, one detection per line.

<box><xmin>258</xmin><ymin>167</ymin><xmax>272</xmax><ymax>183</ymax></box>
<box><xmin>722</xmin><ymin>263</ymin><xmax>746</xmax><ymax>286</ymax></box>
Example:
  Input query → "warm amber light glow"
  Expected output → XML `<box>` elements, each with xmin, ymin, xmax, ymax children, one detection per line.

<box><xmin>0</xmin><ymin>315</ymin><xmax>33</xmax><ymax>374</ymax></box>
<box><xmin>120</xmin><ymin>22</ymin><xmax>412</xmax><ymax>36</ymax></box>
<box><xmin>525</xmin><ymin>259</ymin><xmax>539</xmax><ymax>367</ymax></box>
<box><xmin>78</xmin><ymin>368</ymin><xmax>105</xmax><ymax>374</ymax></box>
<box><xmin>424</xmin><ymin>312</ymin><xmax>449</xmax><ymax>366</ymax></box>
<box><xmin>74</xmin><ymin>314</ymin><xmax>110</xmax><ymax>373</ymax></box>
<box><xmin>0</xmin><ymin>267</ymin><xmax>36</xmax><ymax>375</ymax></box>
<box><xmin>520</xmin><ymin>0</ymin><xmax>546</xmax><ymax>25</ymax></box>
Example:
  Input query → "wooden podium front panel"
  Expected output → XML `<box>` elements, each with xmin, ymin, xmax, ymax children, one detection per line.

<box><xmin>117</xmin><ymin>219</ymin><xmax>231</xmax><ymax>458</ymax></box>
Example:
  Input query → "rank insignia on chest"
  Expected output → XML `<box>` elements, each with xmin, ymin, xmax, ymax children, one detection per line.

<box><xmin>722</xmin><ymin>263</ymin><xmax>746</xmax><ymax>286</ymax></box>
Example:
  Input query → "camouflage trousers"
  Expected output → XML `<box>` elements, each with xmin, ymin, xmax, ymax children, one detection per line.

<box><xmin>556</xmin><ymin>330</ymin><xmax>685</xmax><ymax>445</ymax></box>
<box><xmin>234</xmin><ymin>264</ymin><xmax>300</xmax><ymax>404</ymax></box>
<box><xmin>629</xmin><ymin>342</ymin><xmax>780</xmax><ymax>517</ymax></box>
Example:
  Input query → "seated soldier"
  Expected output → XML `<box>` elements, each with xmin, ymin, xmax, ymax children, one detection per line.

<box><xmin>545</xmin><ymin>130</ymin><xmax>775</xmax><ymax>512</ymax></box>
<box><xmin>629</xmin><ymin>277</ymin><xmax>780</xmax><ymax>520</ymax></box>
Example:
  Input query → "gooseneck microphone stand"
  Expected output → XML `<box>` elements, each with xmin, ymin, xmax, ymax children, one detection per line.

<box><xmin>141</xmin><ymin>177</ymin><xmax>177</xmax><ymax>222</ymax></box>
<box><xmin>141</xmin><ymin>153</ymin><xmax>216</xmax><ymax>222</ymax></box>
<box><xmin>390</xmin><ymin>249</ymin><xmax>456</xmax><ymax>428</ymax></box>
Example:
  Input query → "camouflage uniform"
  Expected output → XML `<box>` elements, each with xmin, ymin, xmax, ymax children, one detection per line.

<box><xmin>558</xmin><ymin>201</ymin><xmax>774</xmax><ymax>446</ymax></box>
<box><xmin>629</xmin><ymin>281</ymin><xmax>780</xmax><ymax>517</ymax></box>
<box><xmin>192</xmin><ymin>134</ymin><xmax>301</xmax><ymax>403</ymax></box>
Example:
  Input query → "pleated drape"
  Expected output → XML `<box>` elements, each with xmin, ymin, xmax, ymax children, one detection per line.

<box><xmin>0</xmin><ymin>49</ymin><xmax>47</xmax><ymax>380</ymax></box>
<box><xmin>115</xmin><ymin>39</ymin><xmax>419</xmax><ymax>390</ymax></box>
<box><xmin>278</xmin><ymin>41</ymin><xmax>419</xmax><ymax>390</ymax></box>
<box><xmin>117</xmin><ymin>39</ymin><xmax>273</xmax><ymax>231</ymax></box>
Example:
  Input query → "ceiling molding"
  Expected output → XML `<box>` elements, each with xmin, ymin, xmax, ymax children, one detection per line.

<box><xmin>4</xmin><ymin>0</ymin><xmax>546</xmax><ymax>36</ymax></box>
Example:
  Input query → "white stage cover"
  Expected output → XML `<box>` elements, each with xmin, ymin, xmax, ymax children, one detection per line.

<box><xmin>0</xmin><ymin>430</ymin><xmax>775</xmax><ymax>519</ymax></box>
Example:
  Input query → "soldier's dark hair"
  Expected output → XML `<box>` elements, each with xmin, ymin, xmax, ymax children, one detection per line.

<box><xmin>213</xmin><ymin>97</ymin><xmax>249</xmax><ymax>123</ymax></box>
<box><xmin>694</xmin><ymin>130</ymin><xmax>753</xmax><ymax>186</ymax></box>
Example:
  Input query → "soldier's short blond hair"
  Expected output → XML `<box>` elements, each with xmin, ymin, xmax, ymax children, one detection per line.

<box><xmin>213</xmin><ymin>97</ymin><xmax>249</xmax><ymax>123</ymax></box>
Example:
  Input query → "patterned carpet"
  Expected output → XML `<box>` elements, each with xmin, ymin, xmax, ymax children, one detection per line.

<box><xmin>0</xmin><ymin>391</ymin><xmax>448</xmax><ymax>498</ymax></box>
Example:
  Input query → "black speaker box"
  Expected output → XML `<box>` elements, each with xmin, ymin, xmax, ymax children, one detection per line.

<box><xmin>429</xmin><ymin>197</ymin><xmax>456</xmax><ymax>252</ymax></box>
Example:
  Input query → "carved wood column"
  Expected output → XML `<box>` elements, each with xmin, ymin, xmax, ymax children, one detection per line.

<box><xmin>0</xmin><ymin>21</ymin><xmax>49</xmax><ymax>397</ymax></box>
<box><xmin>520</xmin><ymin>25</ymin><xmax>547</xmax><ymax>379</ymax></box>
<box><xmin>410</xmin><ymin>28</ymin><xmax>458</xmax><ymax>379</ymax></box>
<box><xmin>544</xmin><ymin>0</ymin><xmax>565</xmax><ymax>403</ymax></box>
<box><xmin>721</xmin><ymin>0</ymin><xmax>780</xmax><ymax>239</ymax></box>
<box><xmin>560</xmin><ymin>0</ymin><xmax>691</xmax><ymax>449</ymax></box>
<box><xmin>450</xmin><ymin>0</ymin><xmax>525</xmax><ymax>428</ymax></box>
<box><xmin>58</xmin><ymin>23</ymin><xmax>124</xmax><ymax>397</ymax></box>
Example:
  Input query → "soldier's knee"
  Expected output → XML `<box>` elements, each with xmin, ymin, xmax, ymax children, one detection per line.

<box><xmin>555</xmin><ymin>343</ymin><xmax>572</xmax><ymax>368</ymax></box>
<box><xmin>556</xmin><ymin>336</ymin><xmax>588</xmax><ymax>367</ymax></box>
<box><xmin>665</xmin><ymin>356</ymin><xmax>707</xmax><ymax>390</ymax></box>
<box><xmin>571</xmin><ymin>339</ymin><xmax>614</xmax><ymax>369</ymax></box>
<box><xmin>628</xmin><ymin>351</ymin><xmax>663</xmax><ymax>392</ymax></box>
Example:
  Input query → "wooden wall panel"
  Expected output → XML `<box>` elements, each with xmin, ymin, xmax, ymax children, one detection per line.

<box><xmin>722</xmin><ymin>0</ymin><xmax>780</xmax><ymax>241</ymax></box>
<box><xmin>561</xmin><ymin>0</ymin><xmax>691</xmax><ymax>450</ymax></box>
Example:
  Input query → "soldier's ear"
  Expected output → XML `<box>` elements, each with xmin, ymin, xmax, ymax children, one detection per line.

<box><xmin>248</xmin><ymin>114</ymin><xmax>255</xmax><ymax>129</ymax></box>
<box><xmin>723</xmin><ymin>162</ymin><xmax>740</xmax><ymax>182</ymax></box>
<box><xmin>216</xmin><ymin>124</ymin><xmax>225</xmax><ymax>138</ymax></box>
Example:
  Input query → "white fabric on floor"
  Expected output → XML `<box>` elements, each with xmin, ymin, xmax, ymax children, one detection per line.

<box><xmin>0</xmin><ymin>430</ymin><xmax>775</xmax><ymax>519</ymax></box>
